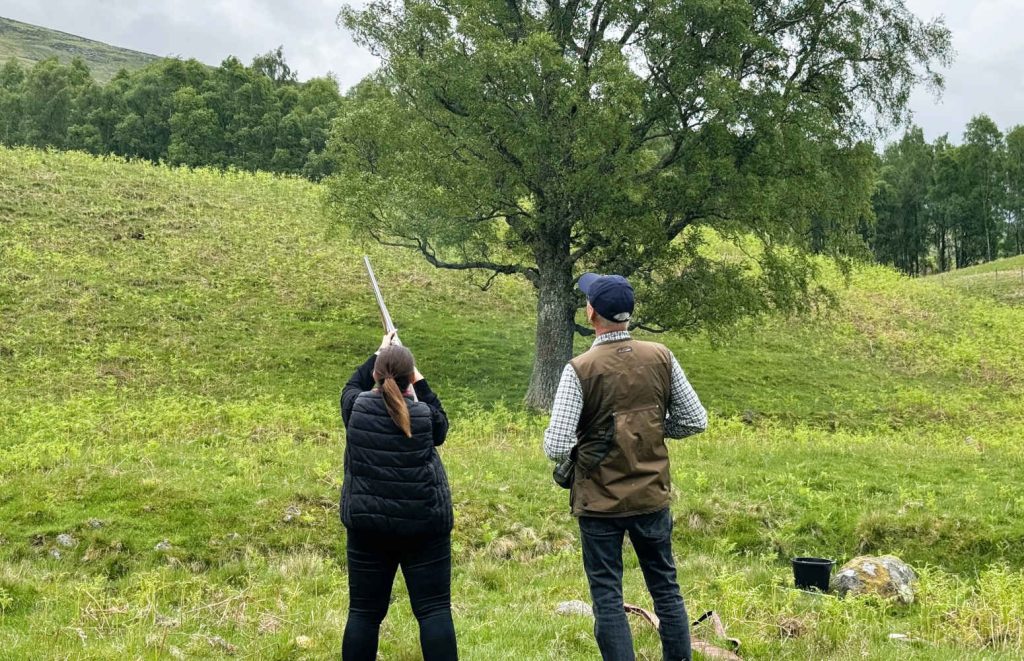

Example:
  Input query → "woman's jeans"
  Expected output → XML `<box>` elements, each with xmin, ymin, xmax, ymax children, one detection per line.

<box><xmin>342</xmin><ymin>530</ymin><xmax>457</xmax><ymax>660</ymax></box>
<box><xmin>579</xmin><ymin>508</ymin><xmax>691</xmax><ymax>661</ymax></box>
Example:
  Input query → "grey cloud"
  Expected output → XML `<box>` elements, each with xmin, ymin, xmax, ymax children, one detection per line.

<box><xmin>0</xmin><ymin>0</ymin><xmax>379</xmax><ymax>88</ymax></box>
<box><xmin>2</xmin><ymin>0</ymin><xmax>1022</xmax><ymax>140</ymax></box>
<box><xmin>904</xmin><ymin>0</ymin><xmax>1024</xmax><ymax>141</ymax></box>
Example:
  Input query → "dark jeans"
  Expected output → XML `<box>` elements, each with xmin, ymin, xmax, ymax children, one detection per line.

<box><xmin>342</xmin><ymin>529</ymin><xmax>457</xmax><ymax>661</ymax></box>
<box><xmin>579</xmin><ymin>508</ymin><xmax>691</xmax><ymax>661</ymax></box>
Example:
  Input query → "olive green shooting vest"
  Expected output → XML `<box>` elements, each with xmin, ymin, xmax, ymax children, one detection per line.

<box><xmin>569</xmin><ymin>338</ymin><xmax>673</xmax><ymax>517</ymax></box>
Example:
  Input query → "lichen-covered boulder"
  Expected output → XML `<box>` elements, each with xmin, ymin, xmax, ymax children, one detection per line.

<box><xmin>831</xmin><ymin>555</ymin><xmax>917</xmax><ymax>604</ymax></box>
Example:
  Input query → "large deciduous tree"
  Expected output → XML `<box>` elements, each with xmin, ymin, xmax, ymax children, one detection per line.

<box><xmin>327</xmin><ymin>0</ymin><xmax>951</xmax><ymax>408</ymax></box>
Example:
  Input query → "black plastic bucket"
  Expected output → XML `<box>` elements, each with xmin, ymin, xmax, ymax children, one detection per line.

<box><xmin>792</xmin><ymin>557</ymin><xmax>834</xmax><ymax>592</ymax></box>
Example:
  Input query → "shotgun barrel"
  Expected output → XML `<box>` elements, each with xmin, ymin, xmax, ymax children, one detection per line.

<box><xmin>363</xmin><ymin>256</ymin><xmax>401</xmax><ymax>346</ymax></box>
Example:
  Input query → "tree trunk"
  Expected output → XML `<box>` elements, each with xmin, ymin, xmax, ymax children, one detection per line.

<box><xmin>985</xmin><ymin>219</ymin><xmax>992</xmax><ymax>262</ymax></box>
<box><xmin>1011</xmin><ymin>206</ymin><xmax>1019</xmax><ymax>256</ymax></box>
<box><xmin>984</xmin><ymin>185</ymin><xmax>993</xmax><ymax>262</ymax></box>
<box><xmin>937</xmin><ymin>225</ymin><xmax>947</xmax><ymax>273</ymax></box>
<box><xmin>524</xmin><ymin>234</ymin><xmax>577</xmax><ymax>411</ymax></box>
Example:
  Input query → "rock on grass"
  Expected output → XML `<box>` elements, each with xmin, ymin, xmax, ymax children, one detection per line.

<box><xmin>831</xmin><ymin>555</ymin><xmax>917</xmax><ymax>604</ymax></box>
<box><xmin>555</xmin><ymin>600</ymin><xmax>593</xmax><ymax>617</ymax></box>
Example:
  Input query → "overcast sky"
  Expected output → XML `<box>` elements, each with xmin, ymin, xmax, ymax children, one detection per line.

<box><xmin>2</xmin><ymin>0</ymin><xmax>1023</xmax><ymax>144</ymax></box>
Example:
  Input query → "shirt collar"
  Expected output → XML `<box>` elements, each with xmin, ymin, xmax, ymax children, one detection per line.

<box><xmin>593</xmin><ymin>330</ymin><xmax>632</xmax><ymax>346</ymax></box>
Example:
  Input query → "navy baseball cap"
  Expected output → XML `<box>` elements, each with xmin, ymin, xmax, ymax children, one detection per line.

<box><xmin>578</xmin><ymin>273</ymin><xmax>634</xmax><ymax>322</ymax></box>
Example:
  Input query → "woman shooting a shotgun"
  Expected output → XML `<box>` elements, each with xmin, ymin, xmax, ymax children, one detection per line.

<box><xmin>339</xmin><ymin>329</ymin><xmax>457</xmax><ymax>660</ymax></box>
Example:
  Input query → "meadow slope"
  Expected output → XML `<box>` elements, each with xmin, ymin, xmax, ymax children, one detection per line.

<box><xmin>1</xmin><ymin>147</ymin><xmax>1024</xmax><ymax>659</ymax></box>
<box><xmin>932</xmin><ymin>254</ymin><xmax>1024</xmax><ymax>306</ymax></box>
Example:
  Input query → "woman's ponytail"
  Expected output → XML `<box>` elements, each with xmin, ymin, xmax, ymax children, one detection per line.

<box><xmin>381</xmin><ymin>375</ymin><xmax>412</xmax><ymax>438</ymax></box>
<box><xmin>374</xmin><ymin>344</ymin><xmax>416</xmax><ymax>438</ymax></box>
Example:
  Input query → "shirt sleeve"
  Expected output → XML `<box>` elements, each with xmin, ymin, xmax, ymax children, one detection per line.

<box><xmin>664</xmin><ymin>352</ymin><xmax>707</xmax><ymax>439</ymax></box>
<box><xmin>543</xmin><ymin>364</ymin><xmax>584</xmax><ymax>461</ymax></box>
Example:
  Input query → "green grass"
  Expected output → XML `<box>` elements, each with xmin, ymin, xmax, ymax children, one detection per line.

<box><xmin>940</xmin><ymin>254</ymin><xmax>1024</xmax><ymax>277</ymax></box>
<box><xmin>0</xmin><ymin>16</ymin><xmax>158</xmax><ymax>82</ymax></box>
<box><xmin>932</xmin><ymin>254</ymin><xmax>1024</xmax><ymax>306</ymax></box>
<box><xmin>2</xmin><ymin>147</ymin><xmax>1024</xmax><ymax>658</ymax></box>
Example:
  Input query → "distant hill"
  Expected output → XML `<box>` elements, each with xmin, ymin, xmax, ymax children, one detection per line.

<box><xmin>0</xmin><ymin>16</ymin><xmax>159</xmax><ymax>81</ymax></box>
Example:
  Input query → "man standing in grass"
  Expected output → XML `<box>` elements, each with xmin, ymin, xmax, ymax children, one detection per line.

<box><xmin>544</xmin><ymin>273</ymin><xmax>708</xmax><ymax>661</ymax></box>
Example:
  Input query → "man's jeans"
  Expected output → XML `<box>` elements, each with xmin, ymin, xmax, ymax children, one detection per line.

<box><xmin>578</xmin><ymin>508</ymin><xmax>691</xmax><ymax>661</ymax></box>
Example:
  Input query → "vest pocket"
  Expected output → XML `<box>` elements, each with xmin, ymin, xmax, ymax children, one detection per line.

<box><xmin>581</xmin><ymin>405</ymin><xmax>669</xmax><ymax>512</ymax></box>
<box><xmin>574</xmin><ymin>406</ymin><xmax>669</xmax><ymax>514</ymax></box>
<box><xmin>615</xmin><ymin>405</ymin><xmax>665</xmax><ymax>454</ymax></box>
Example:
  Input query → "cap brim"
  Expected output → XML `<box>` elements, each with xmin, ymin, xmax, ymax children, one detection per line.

<box><xmin>577</xmin><ymin>273</ymin><xmax>601</xmax><ymax>296</ymax></box>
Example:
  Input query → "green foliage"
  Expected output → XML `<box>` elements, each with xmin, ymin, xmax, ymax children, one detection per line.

<box><xmin>328</xmin><ymin>0</ymin><xmax>952</xmax><ymax>405</ymax></box>
<box><xmin>0</xmin><ymin>16</ymin><xmax>157</xmax><ymax>83</ymax></box>
<box><xmin>960</xmin><ymin>116</ymin><xmax>1006</xmax><ymax>264</ymax></box>
<box><xmin>167</xmin><ymin>86</ymin><xmax>221</xmax><ymax>166</ymax></box>
<box><xmin>872</xmin><ymin>127</ymin><xmax>933</xmax><ymax>274</ymax></box>
<box><xmin>0</xmin><ymin>49</ymin><xmax>343</xmax><ymax>179</ymax></box>
<box><xmin>3</xmin><ymin>147</ymin><xmax>1024</xmax><ymax>658</ymax></box>
<box><xmin>17</xmin><ymin>56</ymin><xmax>94</xmax><ymax>148</ymax></box>
<box><xmin>1003</xmin><ymin>126</ymin><xmax>1024</xmax><ymax>257</ymax></box>
<box><xmin>872</xmin><ymin>115</ymin><xmax>1024</xmax><ymax>276</ymax></box>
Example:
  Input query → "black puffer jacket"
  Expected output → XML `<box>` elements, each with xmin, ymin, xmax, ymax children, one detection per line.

<box><xmin>340</xmin><ymin>354</ymin><xmax>453</xmax><ymax>536</ymax></box>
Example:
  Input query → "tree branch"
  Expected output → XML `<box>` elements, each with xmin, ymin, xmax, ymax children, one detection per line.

<box><xmin>570</xmin><ymin>234</ymin><xmax>610</xmax><ymax>263</ymax></box>
<box><xmin>629</xmin><ymin>321</ymin><xmax>669</xmax><ymax>334</ymax></box>
<box><xmin>581</xmin><ymin>0</ymin><xmax>610</xmax><ymax>66</ymax></box>
<box><xmin>433</xmin><ymin>90</ymin><xmax>470</xmax><ymax>117</ymax></box>
<box><xmin>505</xmin><ymin>0</ymin><xmax>526</xmax><ymax>42</ymax></box>
<box><xmin>367</xmin><ymin>228</ymin><xmax>540</xmax><ymax>286</ymax></box>
<box><xmin>618</xmin><ymin>9</ymin><xmax>647</xmax><ymax>46</ymax></box>
<box><xmin>575</xmin><ymin>323</ymin><xmax>595</xmax><ymax>336</ymax></box>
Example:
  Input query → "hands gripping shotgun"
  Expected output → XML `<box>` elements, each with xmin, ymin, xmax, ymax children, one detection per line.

<box><xmin>364</xmin><ymin>256</ymin><xmax>419</xmax><ymax>402</ymax></box>
<box><xmin>363</xmin><ymin>255</ymin><xmax>401</xmax><ymax>346</ymax></box>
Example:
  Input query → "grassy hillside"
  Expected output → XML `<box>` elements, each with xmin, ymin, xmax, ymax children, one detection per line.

<box><xmin>2</xmin><ymin>147</ymin><xmax>1024</xmax><ymax>659</ymax></box>
<box><xmin>0</xmin><ymin>16</ymin><xmax>158</xmax><ymax>82</ymax></box>
<box><xmin>933</xmin><ymin>254</ymin><xmax>1024</xmax><ymax>305</ymax></box>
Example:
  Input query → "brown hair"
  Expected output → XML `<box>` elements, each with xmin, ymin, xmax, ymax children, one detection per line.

<box><xmin>373</xmin><ymin>345</ymin><xmax>416</xmax><ymax>438</ymax></box>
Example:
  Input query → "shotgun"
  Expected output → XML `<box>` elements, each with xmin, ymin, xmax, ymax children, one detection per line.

<box><xmin>363</xmin><ymin>256</ymin><xmax>402</xmax><ymax>346</ymax></box>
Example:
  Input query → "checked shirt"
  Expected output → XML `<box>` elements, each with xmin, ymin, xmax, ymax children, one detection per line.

<box><xmin>543</xmin><ymin>331</ymin><xmax>707</xmax><ymax>461</ymax></box>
